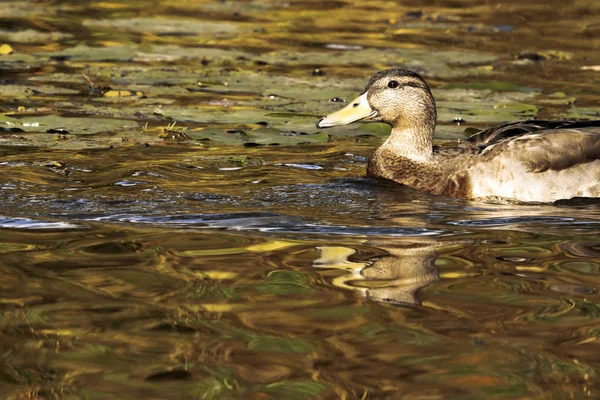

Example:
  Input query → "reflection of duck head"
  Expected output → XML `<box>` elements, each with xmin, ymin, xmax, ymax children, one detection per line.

<box><xmin>362</xmin><ymin>240</ymin><xmax>440</xmax><ymax>305</ymax></box>
<box><xmin>313</xmin><ymin>238</ymin><xmax>440</xmax><ymax>305</ymax></box>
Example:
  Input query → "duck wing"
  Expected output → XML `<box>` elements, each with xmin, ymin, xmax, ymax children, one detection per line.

<box><xmin>466</xmin><ymin>120</ymin><xmax>600</xmax><ymax>172</ymax></box>
<box><xmin>466</xmin><ymin>120</ymin><xmax>600</xmax><ymax>148</ymax></box>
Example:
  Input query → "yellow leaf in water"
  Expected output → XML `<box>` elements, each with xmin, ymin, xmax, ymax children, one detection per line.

<box><xmin>104</xmin><ymin>90</ymin><xmax>143</xmax><ymax>97</ymax></box>
<box><xmin>92</xmin><ymin>2</ymin><xmax>131</xmax><ymax>9</ymax></box>
<box><xmin>0</xmin><ymin>44</ymin><xmax>14</xmax><ymax>55</ymax></box>
<box><xmin>392</xmin><ymin>29</ymin><xmax>425</xmax><ymax>35</ymax></box>
<box><xmin>41</xmin><ymin>329</ymin><xmax>75</xmax><ymax>336</ymax></box>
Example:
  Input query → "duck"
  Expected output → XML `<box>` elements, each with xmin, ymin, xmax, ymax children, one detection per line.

<box><xmin>316</xmin><ymin>68</ymin><xmax>600</xmax><ymax>203</ymax></box>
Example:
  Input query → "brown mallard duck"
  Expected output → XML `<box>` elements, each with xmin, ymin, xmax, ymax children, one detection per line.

<box><xmin>316</xmin><ymin>69</ymin><xmax>600</xmax><ymax>202</ymax></box>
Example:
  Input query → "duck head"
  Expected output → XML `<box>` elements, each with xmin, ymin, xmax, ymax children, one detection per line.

<box><xmin>316</xmin><ymin>69</ymin><xmax>437</xmax><ymax>134</ymax></box>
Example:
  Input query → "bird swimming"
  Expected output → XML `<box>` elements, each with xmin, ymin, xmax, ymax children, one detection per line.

<box><xmin>316</xmin><ymin>68</ymin><xmax>600</xmax><ymax>202</ymax></box>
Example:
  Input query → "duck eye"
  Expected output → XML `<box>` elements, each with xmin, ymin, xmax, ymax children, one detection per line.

<box><xmin>388</xmin><ymin>80</ymin><xmax>399</xmax><ymax>88</ymax></box>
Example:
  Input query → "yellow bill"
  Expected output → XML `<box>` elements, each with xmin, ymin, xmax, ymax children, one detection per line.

<box><xmin>316</xmin><ymin>93</ymin><xmax>378</xmax><ymax>129</ymax></box>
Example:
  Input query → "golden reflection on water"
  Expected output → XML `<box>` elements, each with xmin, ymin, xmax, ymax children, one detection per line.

<box><xmin>1</xmin><ymin>0</ymin><xmax>600</xmax><ymax>398</ymax></box>
<box><xmin>2</xmin><ymin>214</ymin><xmax>600</xmax><ymax>398</ymax></box>
<box><xmin>2</xmin><ymin>142</ymin><xmax>600</xmax><ymax>398</ymax></box>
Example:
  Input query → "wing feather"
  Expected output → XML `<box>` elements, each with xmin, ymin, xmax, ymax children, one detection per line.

<box><xmin>465</xmin><ymin>120</ymin><xmax>600</xmax><ymax>173</ymax></box>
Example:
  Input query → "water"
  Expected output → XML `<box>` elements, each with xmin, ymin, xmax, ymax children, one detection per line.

<box><xmin>2</xmin><ymin>143</ymin><xmax>600</xmax><ymax>398</ymax></box>
<box><xmin>1</xmin><ymin>0</ymin><xmax>600</xmax><ymax>398</ymax></box>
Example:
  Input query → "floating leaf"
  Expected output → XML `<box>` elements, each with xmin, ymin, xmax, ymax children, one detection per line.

<box><xmin>443</xmin><ymin>81</ymin><xmax>530</xmax><ymax>92</ymax></box>
<box><xmin>0</xmin><ymin>84</ymin><xmax>79</xmax><ymax>99</ymax></box>
<box><xmin>0</xmin><ymin>29</ymin><xmax>72</xmax><ymax>43</ymax></box>
<box><xmin>566</xmin><ymin>107</ymin><xmax>600</xmax><ymax>119</ymax></box>
<box><xmin>83</xmin><ymin>18</ymin><xmax>247</xmax><ymax>36</ymax></box>
<box><xmin>37</xmin><ymin>44</ymin><xmax>140</xmax><ymax>62</ymax></box>
<box><xmin>0</xmin><ymin>43</ymin><xmax>14</xmax><ymax>55</ymax></box>
<box><xmin>0</xmin><ymin>114</ymin><xmax>138</xmax><ymax>134</ymax></box>
<box><xmin>103</xmin><ymin>90</ymin><xmax>144</xmax><ymax>98</ymax></box>
<box><xmin>437</xmin><ymin>101</ymin><xmax>539</xmax><ymax>124</ymax></box>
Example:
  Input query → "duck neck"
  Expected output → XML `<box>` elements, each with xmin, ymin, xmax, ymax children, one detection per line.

<box><xmin>381</xmin><ymin>124</ymin><xmax>435</xmax><ymax>163</ymax></box>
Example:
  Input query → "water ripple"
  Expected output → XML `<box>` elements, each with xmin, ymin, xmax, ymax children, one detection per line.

<box><xmin>448</xmin><ymin>216</ymin><xmax>577</xmax><ymax>227</ymax></box>
<box><xmin>87</xmin><ymin>212</ymin><xmax>445</xmax><ymax>236</ymax></box>
<box><xmin>0</xmin><ymin>216</ymin><xmax>81</xmax><ymax>230</ymax></box>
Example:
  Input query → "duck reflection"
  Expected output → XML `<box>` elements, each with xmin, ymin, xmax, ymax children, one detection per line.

<box><xmin>310</xmin><ymin>177</ymin><xmax>600</xmax><ymax>306</ymax></box>
<box><xmin>313</xmin><ymin>238</ymin><xmax>441</xmax><ymax>306</ymax></box>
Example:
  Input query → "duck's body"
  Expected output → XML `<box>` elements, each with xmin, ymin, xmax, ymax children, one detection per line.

<box><xmin>369</xmin><ymin>120</ymin><xmax>600</xmax><ymax>202</ymax></box>
<box><xmin>316</xmin><ymin>69</ymin><xmax>600</xmax><ymax>202</ymax></box>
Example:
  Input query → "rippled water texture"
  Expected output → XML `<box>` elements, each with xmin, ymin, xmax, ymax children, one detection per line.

<box><xmin>1</xmin><ymin>0</ymin><xmax>600</xmax><ymax>399</ymax></box>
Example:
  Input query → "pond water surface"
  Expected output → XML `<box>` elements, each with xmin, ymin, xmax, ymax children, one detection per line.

<box><xmin>1</xmin><ymin>0</ymin><xmax>600</xmax><ymax>399</ymax></box>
